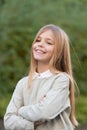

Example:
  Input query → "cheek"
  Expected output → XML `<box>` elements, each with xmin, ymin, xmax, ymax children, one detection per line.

<box><xmin>48</xmin><ymin>47</ymin><xmax>54</xmax><ymax>54</ymax></box>
<box><xmin>32</xmin><ymin>44</ymin><xmax>35</xmax><ymax>49</ymax></box>
<box><xmin>32</xmin><ymin>45</ymin><xmax>35</xmax><ymax>55</ymax></box>
<box><xmin>32</xmin><ymin>44</ymin><xmax>36</xmax><ymax>53</ymax></box>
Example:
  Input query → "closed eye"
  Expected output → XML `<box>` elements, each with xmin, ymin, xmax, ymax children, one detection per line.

<box><xmin>36</xmin><ymin>39</ymin><xmax>41</xmax><ymax>42</ymax></box>
<box><xmin>46</xmin><ymin>40</ymin><xmax>54</xmax><ymax>45</ymax></box>
<box><xmin>47</xmin><ymin>42</ymin><xmax>53</xmax><ymax>45</ymax></box>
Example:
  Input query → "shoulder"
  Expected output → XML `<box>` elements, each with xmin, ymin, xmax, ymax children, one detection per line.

<box><xmin>51</xmin><ymin>69</ymin><xmax>69</xmax><ymax>81</ymax></box>
<box><xmin>15</xmin><ymin>76</ymin><xmax>29</xmax><ymax>90</ymax></box>
<box><xmin>55</xmin><ymin>72</ymin><xmax>69</xmax><ymax>80</ymax></box>
<box><xmin>49</xmin><ymin>72</ymin><xmax>70</xmax><ymax>89</ymax></box>
<box><xmin>17</xmin><ymin>76</ymin><xmax>29</xmax><ymax>84</ymax></box>
<box><xmin>53</xmin><ymin>72</ymin><xmax>70</xmax><ymax>86</ymax></box>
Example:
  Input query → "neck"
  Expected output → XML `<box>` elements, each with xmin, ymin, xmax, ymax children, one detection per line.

<box><xmin>36</xmin><ymin>62</ymin><xmax>49</xmax><ymax>73</ymax></box>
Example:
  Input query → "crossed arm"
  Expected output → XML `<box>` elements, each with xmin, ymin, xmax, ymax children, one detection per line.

<box><xmin>4</xmin><ymin>75</ymin><xmax>70</xmax><ymax>130</ymax></box>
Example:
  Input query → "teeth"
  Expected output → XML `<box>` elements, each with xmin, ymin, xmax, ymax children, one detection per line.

<box><xmin>36</xmin><ymin>50</ymin><xmax>44</xmax><ymax>53</ymax></box>
<box><xmin>36</xmin><ymin>49</ymin><xmax>45</xmax><ymax>53</ymax></box>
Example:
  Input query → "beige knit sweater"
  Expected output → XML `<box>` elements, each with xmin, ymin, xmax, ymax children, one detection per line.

<box><xmin>4</xmin><ymin>71</ymin><xmax>74</xmax><ymax>130</ymax></box>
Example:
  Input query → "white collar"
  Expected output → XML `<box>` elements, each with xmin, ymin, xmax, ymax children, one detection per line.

<box><xmin>33</xmin><ymin>70</ymin><xmax>53</xmax><ymax>79</ymax></box>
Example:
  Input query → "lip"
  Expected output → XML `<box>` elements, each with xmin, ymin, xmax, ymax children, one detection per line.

<box><xmin>35</xmin><ymin>48</ymin><xmax>46</xmax><ymax>54</ymax></box>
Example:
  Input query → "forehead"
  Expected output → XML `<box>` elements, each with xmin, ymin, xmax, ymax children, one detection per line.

<box><xmin>38</xmin><ymin>30</ymin><xmax>54</xmax><ymax>40</ymax></box>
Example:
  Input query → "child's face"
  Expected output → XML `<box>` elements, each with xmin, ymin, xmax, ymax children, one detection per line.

<box><xmin>32</xmin><ymin>30</ymin><xmax>55</xmax><ymax>64</ymax></box>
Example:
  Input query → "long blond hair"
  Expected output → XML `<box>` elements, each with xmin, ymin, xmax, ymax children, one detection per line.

<box><xmin>28</xmin><ymin>24</ymin><xmax>78</xmax><ymax>127</ymax></box>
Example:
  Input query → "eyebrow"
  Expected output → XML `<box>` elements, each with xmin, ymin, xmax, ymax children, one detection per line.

<box><xmin>38</xmin><ymin>36</ymin><xmax>54</xmax><ymax>42</ymax></box>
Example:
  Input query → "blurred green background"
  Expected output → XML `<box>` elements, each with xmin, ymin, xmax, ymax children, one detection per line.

<box><xmin>0</xmin><ymin>0</ymin><xmax>87</xmax><ymax>125</ymax></box>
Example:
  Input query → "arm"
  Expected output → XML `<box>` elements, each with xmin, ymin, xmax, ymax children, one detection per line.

<box><xmin>4</xmin><ymin>77</ymin><xmax>34</xmax><ymax>130</ymax></box>
<box><xmin>18</xmin><ymin>74</ymin><xmax>70</xmax><ymax>122</ymax></box>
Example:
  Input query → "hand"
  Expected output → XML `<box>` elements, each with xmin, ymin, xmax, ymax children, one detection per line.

<box><xmin>39</xmin><ymin>94</ymin><xmax>46</xmax><ymax>103</ymax></box>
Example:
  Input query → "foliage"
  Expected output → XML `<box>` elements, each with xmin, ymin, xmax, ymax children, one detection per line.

<box><xmin>0</xmin><ymin>93</ymin><xmax>11</xmax><ymax>117</ymax></box>
<box><xmin>76</xmin><ymin>95</ymin><xmax>87</xmax><ymax>124</ymax></box>
<box><xmin>0</xmin><ymin>0</ymin><xmax>87</xmax><ymax>123</ymax></box>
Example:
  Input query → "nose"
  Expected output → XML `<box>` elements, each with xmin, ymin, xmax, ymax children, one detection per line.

<box><xmin>37</xmin><ymin>40</ymin><xmax>44</xmax><ymax>47</ymax></box>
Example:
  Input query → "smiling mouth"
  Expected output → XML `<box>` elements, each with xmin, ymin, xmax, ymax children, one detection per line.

<box><xmin>35</xmin><ymin>49</ymin><xmax>46</xmax><ymax>54</ymax></box>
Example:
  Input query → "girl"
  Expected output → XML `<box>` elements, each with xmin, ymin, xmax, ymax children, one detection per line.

<box><xmin>4</xmin><ymin>24</ymin><xmax>78</xmax><ymax>130</ymax></box>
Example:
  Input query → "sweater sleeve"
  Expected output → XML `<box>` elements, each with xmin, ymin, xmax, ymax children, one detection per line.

<box><xmin>18</xmin><ymin>74</ymin><xmax>70</xmax><ymax>122</ymax></box>
<box><xmin>4</xmin><ymin>77</ymin><xmax>34</xmax><ymax>130</ymax></box>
